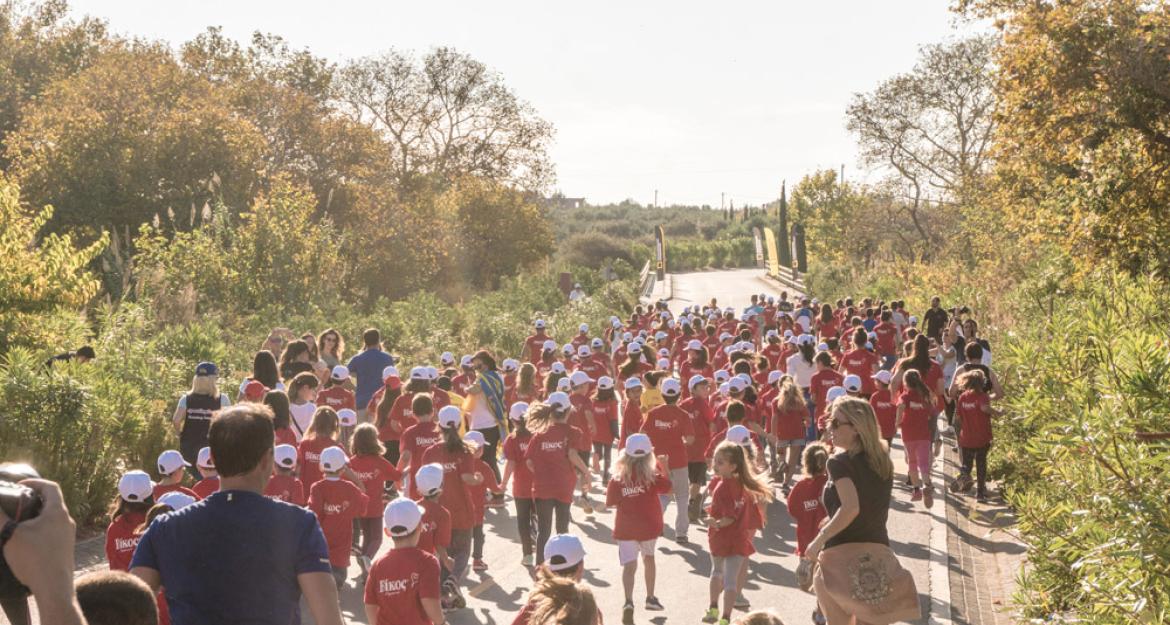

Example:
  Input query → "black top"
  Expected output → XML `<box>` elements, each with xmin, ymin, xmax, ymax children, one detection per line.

<box><xmin>280</xmin><ymin>361</ymin><xmax>315</xmax><ymax>383</ymax></box>
<box><xmin>953</xmin><ymin>362</ymin><xmax>993</xmax><ymax>393</ymax></box>
<box><xmin>923</xmin><ymin>307</ymin><xmax>948</xmax><ymax>340</ymax></box>
<box><xmin>822</xmin><ymin>450</ymin><xmax>893</xmax><ymax>548</ymax></box>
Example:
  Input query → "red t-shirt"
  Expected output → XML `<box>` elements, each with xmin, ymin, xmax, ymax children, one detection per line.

<box><xmin>811</xmin><ymin>368</ymin><xmax>844</xmax><ymax>423</ymax></box>
<box><xmin>873</xmin><ymin>322</ymin><xmax>898</xmax><ymax>356</ymax></box>
<box><xmin>349</xmin><ymin>454</ymin><xmax>403</xmax><ymax>518</ymax></box>
<box><xmin>502</xmin><ymin>433</ymin><xmax>534</xmax><ymax>498</ymax></box>
<box><xmin>105</xmin><ymin>512</ymin><xmax>145</xmax><ymax>571</ymax></box>
<box><xmin>786</xmin><ymin>474</ymin><xmax>828</xmax><ymax>555</ymax></box>
<box><xmin>956</xmin><ymin>390</ymin><xmax>993</xmax><ymax>448</ymax></box>
<box><xmin>641</xmin><ymin>404</ymin><xmax>695</xmax><ymax>470</ymax></box>
<box><xmin>605</xmin><ymin>473</ymin><xmax>672</xmax><ymax>541</ymax></box>
<box><xmin>869</xmin><ymin>389</ymin><xmax>897</xmax><ymax>440</ymax></box>
<box><xmin>364</xmin><ymin>547</ymin><xmax>441</xmax><ymax>625</ymax></box>
<box><xmin>192</xmin><ymin>476</ymin><xmax>219</xmax><ymax>500</ymax></box>
<box><xmin>523</xmin><ymin>422</ymin><xmax>581</xmax><ymax>503</ymax></box>
<box><xmin>419</xmin><ymin>444</ymin><xmax>477</xmax><ymax>530</ymax></box>
<box><xmin>818</xmin><ymin>318</ymin><xmax>839</xmax><ymax>340</ymax></box>
<box><xmin>897</xmin><ymin>389</ymin><xmax>935</xmax><ymax>442</ymax></box>
<box><xmin>840</xmin><ymin>349</ymin><xmax>880</xmax><ymax>394</ymax></box>
<box><xmin>308</xmin><ymin>478</ymin><xmax>369</xmax><ymax>567</ymax></box>
<box><xmin>451</xmin><ymin>373</ymin><xmax>472</xmax><ymax>397</ymax></box>
<box><xmin>619</xmin><ymin>402</ymin><xmax>643</xmax><ymax>446</ymax></box>
<box><xmin>579</xmin><ymin>355</ymin><xmax>609</xmax><ymax>384</ymax></box>
<box><xmin>771</xmin><ymin>404</ymin><xmax>807</xmax><ymax>441</ymax></box>
<box><xmin>707</xmin><ymin>478</ymin><xmax>754</xmax><ymax>557</ymax></box>
<box><xmin>275</xmin><ymin>427</ymin><xmax>298</xmax><ymax>448</ymax></box>
<box><xmin>316</xmin><ymin>386</ymin><xmax>356</xmax><ymax>412</ymax></box>
<box><xmin>467</xmin><ymin>458</ymin><xmax>501</xmax><ymax>525</ymax></box>
<box><xmin>525</xmin><ymin>333</ymin><xmax>549</xmax><ymax>363</ymax></box>
<box><xmin>678</xmin><ymin>362</ymin><xmax>714</xmax><ymax>396</ymax></box>
<box><xmin>761</xmin><ymin>344</ymin><xmax>785</xmax><ymax>371</ymax></box>
<box><xmin>152</xmin><ymin>483</ymin><xmax>198</xmax><ymax>501</ymax></box>
<box><xmin>568</xmin><ymin>394</ymin><xmax>595</xmax><ymax>451</ymax></box>
<box><xmin>298</xmin><ymin>436</ymin><xmax>337</xmax><ymax>489</ymax></box>
<box><xmin>590</xmin><ymin>399</ymin><xmax>618</xmax><ymax>445</ymax></box>
<box><xmin>679</xmin><ymin>396</ymin><xmax>715</xmax><ymax>463</ymax></box>
<box><xmin>416</xmin><ymin>497</ymin><xmax>452</xmax><ymax>554</ymax></box>
<box><xmin>381</xmin><ymin>392</ymin><xmax>419</xmax><ymax>442</ymax></box>
<box><xmin>400</xmin><ymin>422</ymin><xmax>443</xmax><ymax>498</ymax></box>
<box><xmin>264</xmin><ymin>473</ymin><xmax>306</xmax><ymax>506</ymax></box>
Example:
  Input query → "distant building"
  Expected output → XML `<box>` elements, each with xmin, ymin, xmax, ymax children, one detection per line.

<box><xmin>544</xmin><ymin>195</ymin><xmax>586</xmax><ymax>209</ymax></box>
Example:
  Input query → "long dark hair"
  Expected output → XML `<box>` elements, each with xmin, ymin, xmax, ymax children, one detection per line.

<box><xmin>900</xmin><ymin>334</ymin><xmax>933</xmax><ymax>375</ymax></box>
<box><xmin>441</xmin><ymin>421</ymin><xmax>472</xmax><ymax>455</ymax></box>
<box><xmin>544</xmin><ymin>372</ymin><xmax>566</xmax><ymax>395</ymax></box>
<box><xmin>798</xmin><ymin>341</ymin><xmax>815</xmax><ymax>365</ymax></box>
<box><xmin>375</xmin><ymin>385</ymin><xmax>403</xmax><ymax>429</ymax></box>
<box><xmin>592</xmin><ymin>386</ymin><xmax>616</xmax><ymax>402</ymax></box>
<box><xmin>108</xmin><ymin>495</ymin><xmax>153</xmax><ymax>522</ymax></box>
<box><xmin>690</xmin><ymin>345</ymin><xmax>709</xmax><ymax>368</ymax></box>
<box><xmin>903</xmin><ymin>368</ymin><xmax>932</xmax><ymax>399</ymax></box>
<box><xmin>263</xmin><ymin>390</ymin><xmax>291</xmax><ymax>430</ymax></box>
<box><xmin>819</xmin><ymin>303</ymin><xmax>833</xmax><ymax>324</ymax></box>
<box><xmin>250</xmin><ymin>350</ymin><xmax>279</xmax><ymax>389</ymax></box>
<box><xmin>279</xmin><ymin>340</ymin><xmax>311</xmax><ymax>371</ymax></box>
<box><xmin>619</xmin><ymin>349</ymin><xmax>644</xmax><ymax>379</ymax></box>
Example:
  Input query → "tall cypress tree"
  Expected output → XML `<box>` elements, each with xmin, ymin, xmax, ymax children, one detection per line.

<box><xmin>778</xmin><ymin>181</ymin><xmax>792</xmax><ymax>267</ymax></box>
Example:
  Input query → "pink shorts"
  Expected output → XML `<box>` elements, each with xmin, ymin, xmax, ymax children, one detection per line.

<box><xmin>904</xmin><ymin>439</ymin><xmax>933</xmax><ymax>480</ymax></box>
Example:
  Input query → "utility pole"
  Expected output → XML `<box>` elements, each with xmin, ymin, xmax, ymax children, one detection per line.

<box><xmin>654</xmin><ymin>189</ymin><xmax>658</xmax><ymax>208</ymax></box>
<box><xmin>721</xmin><ymin>192</ymin><xmax>725</xmax><ymax>210</ymax></box>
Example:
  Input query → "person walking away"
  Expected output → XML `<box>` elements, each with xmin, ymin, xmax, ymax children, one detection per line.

<box><xmin>348</xmin><ymin>424</ymin><xmax>403</xmax><ymax>573</ymax></box>
<box><xmin>950</xmin><ymin>370</ymin><xmax>1000</xmax><ymax>502</ymax></box>
<box><xmin>363</xmin><ymin>497</ymin><xmax>444</xmax><ymax>625</ymax></box>
<box><xmin>786</xmin><ymin>443</ymin><xmax>829</xmax><ymax>624</ymax></box>
<box><xmin>347</xmin><ymin>329</ymin><xmax>397</xmax><ymax>423</ymax></box>
<box><xmin>172</xmin><ymin>362</ymin><xmax>230</xmax><ymax>478</ymax></box>
<box><xmin>500</xmin><ymin>402</ymin><xmax>538</xmax><ymax>567</ymax></box>
<box><xmin>606</xmin><ymin>434</ymin><xmax>671</xmax><ymax>624</ymax></box>
<box><xmin>308</xmin><ymin>446</ymin><xmax>368</xmax><ymax>590</ymax></box>
<box><xmin>640</xmin><ymin>379</ymin><xmax>695</xmax><ymax>544</ymax></box>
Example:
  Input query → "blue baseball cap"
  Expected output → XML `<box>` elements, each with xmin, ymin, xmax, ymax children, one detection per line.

<box><xmin>195</xmin><ymin>362</ymin><xmax>218</xmax><ymax>376</ymax></box>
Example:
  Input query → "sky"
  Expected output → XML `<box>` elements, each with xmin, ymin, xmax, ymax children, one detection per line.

<box><xmin>68</xmin><ymin>1</ymin><xmax>984</xmax><ymax>207</ymax></box>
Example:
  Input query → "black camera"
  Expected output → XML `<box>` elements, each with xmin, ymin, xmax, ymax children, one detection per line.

<box><xmin>0</xmin><ymin>463</ymin><xmax>43</xmax><ymax>602</ymax></box>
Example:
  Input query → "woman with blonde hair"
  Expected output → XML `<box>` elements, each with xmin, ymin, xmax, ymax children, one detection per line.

<box><xmin>172</xmin><ymin>362</ymin><xmax>230</xmax><ymax>477</ymax></box>
<box><xmin>803</xmin><ymin>398</ymin><xmax>918</xmax><ymax>625</ymax></box>
<box><xmin>771</xmin><ymin>375</ymin><xmax>809</xmax><ymax>491</ymax></box>
<box><xmin>316</xmin><ymin>328</ymin><xmax>346</xmax><ymax>369</ymax></box>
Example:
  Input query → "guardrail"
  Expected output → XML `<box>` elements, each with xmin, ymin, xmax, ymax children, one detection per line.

<box><xmin>769</xmin><ymin>264</ymin><xmax>806</xmax><ymax>295</ymax></box>
<box><xmin>638</xmin><ymin>260</ymin><xmax>656</xmax><ymax>301</ymax></box>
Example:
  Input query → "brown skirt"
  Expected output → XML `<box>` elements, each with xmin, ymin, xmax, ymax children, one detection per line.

<box><xmin>814</xmin><ymin>542</ymin><xmax>920</xmax><ymax>624</ymax></box>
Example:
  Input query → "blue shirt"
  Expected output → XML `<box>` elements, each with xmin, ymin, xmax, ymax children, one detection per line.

<box><xmin>131</xmin><ymin>490</ymin><xmax>331</xmax><ymax>625</ymax></box>
<box><xmin>347</xmin><ymin>348</ymin><xmax>396</xmax><ymax>408</ymax></box>
<box><xmin>862</xmin><ymin>319</ymin><xmax>878</xmax><ymax>332</ymax></box>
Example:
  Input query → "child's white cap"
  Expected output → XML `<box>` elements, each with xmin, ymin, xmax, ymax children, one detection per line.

<box><xmin>784</xmin><ymin>329</ymin><xmax>794</xmax><ymax>338</ymax></box>
<box><xmin>825</xmin><ymin>386</ymin><xmax>848</xmax><ymax>405</ymax></box>
<box><xmin>196</xmin><ymin>447</ymin><xmax>215</xmax><ymax>470</ymax></box>
<box><xmin>409</xmin><ymin>367</ymin><xmax>428</xmax><ymax>380</ymax></box>
<box><xmin>337</xmin><ymin>408</ymin><xmax>357</xmax><ymax>427</ymax></box>
<box><xmin>562</xmin><ymin>344</ymin><xmax>574</xmax><ymax>356</ymax></box>
<box><xmin>623</xmin><ymin>377</ymin><xmax>642</xmax><ymax>390</ymax></box>
<box><xmin>542</xmin><ymin>339</ymin><xmax>557</xmax><ymax>351</ymax></box>
<box><xmin>656</xmin><ymin>357</ymin><xmax>671</xmax><ymax>370</ymax></box>
<box><xmin>157</xmin><ymin>450</ymin><xmax>190</xmax><ymax>475</ymax></box>
<box><xmin>865</xmin><ymin>341</ymin><xmax>874</xmax><ymax>350</ymax></box>
<box><xmin>157</xmin><ymin>490</ymin><xmax>196</xmax><ymax>511</ymax></box>
<box><xmin>590</xmin><ymin>337</ymin><xmax>604</xmax><ymax>349</ymax></box>
<box><xmin>569</xmin><ymin>370</ymin><xmax>592</xmax><ymax>387</ymax></box>
<box><xmin>577</xmin><ymin>345</ymin><xmax>591</xmax><ymax>358</ymax></box>
<box><xmin>686</xmin><ymin>339</ymin><xmax>704</xmax><ymax>351</ymax></box>
<box><xmin>612</xmin><ymin>319</ymin><xmax>623</xmax><ymax>329</ymax></box>
<box><xmin>596</xmin><ymin>376</ymin><xmax>615</xmax><ymax>391</ymax></box>
<box><xmin>688</xmin><ymin>374</ymin><xmax>708</xmax><ymax>390</ymax></box>
<box><xmin>660</xmin><ymin>378</ymin><xmax>681</xmax><ymax>396</ymax></box>
<box><xmin>657</xmin><ymin>347</ymin><xmax>670</xmax><ymax>358</ymax></box>
<box><xmin>655</xmin><ymin>331</ymin><xmax>668</xmax><ymax>340</ymax></box>
<box><xmin>728</xmin><ymin>377</ymin><xmax>748</xmax><ymax>393</ymax></box>
<box><xmin>621</xmin><ymin>332</ymin><xmax>633</xmax><ymax>342</ymax></box>
<box><xmin>440</xmin><ymin>352</ymin><xmax>455</xmax><ymax>366</ymax></box>
<box><xmin>463</xmin><ymin>430</ymin><xmax>486</xmax><ymax>448</ymax></box>
<box><xmin>578</xmin><ymin>323</ymin><xmax>589</xmax><ymax>333</ymax></box>
<box><xmin>330</xmin><ymin>365</ymin><xmax>350</xmax><ymax>381</ymax></box>
<box><xmin>624</xmin><ymin>433</ymin><xmax>653</xmax><ymax>456</ymax></box>
<box><xmin>425</xmin><ymin>366</ymin><xmax>439</xmax><ymax>380</ymax></box>
<box><xmin>460</xmin><ymin>355</ymin><xmax>474</xmax><ymax>368</ymax></box>
<box><xmin>509</xmin><ymin>402</ymin><xmax>529</xmax><ymax>421</ymax></box>
<box><xmin>625</xmin><ymin>342</ymin><xmax>642</xmax><ymax>355</ymax></box>
<box><xmin>384</xmin><ymin>497</ymin><xmax>425</xmax><ymax>537</ymax></box>
<box><xmin>550</xmin><ymin>362</ymin><xmax>567</xmax><ymax>375</ymax></box>
<box><xmin>556</xmin><ymin>377</ymin><xmax>571</xmax><ymax>392</ymax></box>
<box><xmin>319</xmin><ymin>446</ymin><xmax>349</xmax><ymax>472</ymax></box>
<box><xmin>274</xmin><ymin>444</ymin><xmax>298</xmax><ymax>468</ymax></box>
<box><xmin>719</xmin><ymin>332</ymin><xmax>733</xmax><ymax>342</ymax></box>
<box><xmin>437</xmin><ymin>405</ymin><xmax>463</xmax><ymax>429</ymax></box>
<box><xmin>766</xmin><ymin>329</ymin><xmax>779</xmax><ymax>339</ymax></box>
<box><xmin>415</xmin><ymin>463</ymin><xmax>445</xmax><ymax>496</ymax></box>
<box><xmin>873</xmin><ymin>370</ymin><xmax>893</xmax><ymax>385</ymax></box>
<box><xmin>718</xmin><ymin>382</ymin><xmax>731</xmax><ymax>397</ymax></box>
<box><xmin>544</xmin><ymin>533</ymin><xmax>587</xmax><ymax>571</ymax></box>
<box><xmin>909</xmin><ymin>315</ymin><xmax>919</xmax><ymax>324</ymax></box>
<box><xmin>714</xmin><ymin>370</ymin><xmax>731</xmax><ymax>384</ymax></box>
<box><xmin>534</xmin><ymin>319</ymin><xmax>547</xmax><ymax>329</ymax></box>
<box><xmin>546</xmin><ymin>391</ymin><xmax>572</xmax><ymax>411</ymax></box>
<box><xmin>502</xmin><ymin>358</ymin><xmax>519</xmax><ymax>372</ymax></box>
<box><xmin>726</xmin><ymin>424</ymin><xmax>752</xmax><ymax>446</ymax></box>
<box><xmin>767</xmin><ymin>370</ymin><xmax>783</xmax><ymax>385</ymax></box>
<box><xmin>382</xmin><ymin>365</ymin><xmax>399</xmax><ymax>380</ymax></box>
<box><xmin>843</xmin><ymin>375</ymin><xmax>863</xmax><ymax>393</ymax></box>
<box><xmin>118</xmin><ymin>470</ymin><xmax>154</xmax><ymax>503</ymax></box>
<box><xmin>817</xmin><ymin>342</ymin><xmax>829</xmax><ymax>353</ymax></box>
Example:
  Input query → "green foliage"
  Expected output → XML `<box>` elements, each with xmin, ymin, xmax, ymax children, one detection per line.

<box><xmin>558</xmin><ymin>232</ymin><xmax>635</xmax><ymax>268</ymax></box>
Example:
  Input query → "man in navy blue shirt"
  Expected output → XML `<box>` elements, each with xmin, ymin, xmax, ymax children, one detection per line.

<box><xmin>346</xmin><ymin>328</ymin><xmax>396</xmax><ymax>422</ymax></box>
<box><xmin>131</xmin><ymin>405</ymin><xmax>344</xmax><ymax>625</ymax></box>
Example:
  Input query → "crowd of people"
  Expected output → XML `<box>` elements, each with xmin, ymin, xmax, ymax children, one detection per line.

<box><xmin>1</xmin><ymin>290</ymin><xmax>1002</xmax><ymax>625</ymax></box>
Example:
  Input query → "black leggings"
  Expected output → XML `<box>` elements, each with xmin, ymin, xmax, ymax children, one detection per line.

<box><xmin>475</xmin><ymin>426</ymin><xmax>503</xmax><ymax>482</ymax></box>
<box><xmin>534</xmin><ymin>498</ymin><xmax>571</xmax><ymax>565</ymax></box>
<box><xmin>381</xmin><ymin>439</ymin><xmax>401</xmax><ymax>465</ymax></box>
<box><xmin>515</xmin><ymin>497</ymin><xmax>536</xmax><ymax>556</ymax></box>
<box><xmin>960</xmin><ymin>445</ymin><xmax>990</xmax><ymax>494</ymax></box>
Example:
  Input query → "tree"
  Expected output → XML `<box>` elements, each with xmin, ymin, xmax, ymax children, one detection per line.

<box><xmin>957</xmin><ymin>0</ymin><xmax>1170</xmax><ymax>277</ymax></box>
<box><xmin>337</xmin><ymin>47</ymin><xmax>556</xmax><ymax>194</ymax></box>
<box><xmin>5</xmin><ymin>44</ymin><xmax>266</xmax><ymax>236</ymax></box>
<box><xmin>443</xmin><ymin>177</ymin><xmax>554</xmax><ymax>289</ymax></box>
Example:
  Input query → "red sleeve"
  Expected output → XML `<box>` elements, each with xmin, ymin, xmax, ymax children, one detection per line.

<box><xmin>103</xmin><ymin>524</ymin><xmax>117</xmax><ymax>566</ymax></box>
<box><xmin>605</xmin><ymin>479</ymin><xmax>620</xmax><ymax>508</ymax></box>
<box><xmin>293</xmin><ymin>479</ymin><xmax>306</xmax><ymax>507</ymax></box>
<box><xmin>522</xmin><ymin>433</ymin><xmax>539</xmax><ymax>462</ymax></box>
<box><xmin>655</xmin><ymin>473</ymin><xmax>673</xmax><ymax>494</ymax></box>
<box><xmin>786</xmin><ymin>481</ymin><xmax>802</xmax><ymax>517</ymax></box>
<box><xmin>307</xmin><ymin>483</ymin><xmax>323</xmax><ymax>515</ymax></box>
<box><xmin>436</xmin><ymin>509</ymin><xmax>452</xmax><ymax>547</ymax></box>
<box><xmin>379</xmin><ymin>457</ymin><xmax>402</xmax><ymax>483</ymax></box>
<box><xmin>709</xmin><ymin>482</ymin><xmax>734</xmax><ymax>519</ymax></box>
<box><xmin>480</xmin><ymin>461</ymin><xmax>500</xmax><ymax>492</ymax></box>
<box><xmin>418</xmin><ymin>553</ymin><xmax>441</xmax><ymax>599</ymax></box>
<box><xmin>680</xmin><ymin>407</ymin><xmax>695</xmax><ymax>437</ymax></box>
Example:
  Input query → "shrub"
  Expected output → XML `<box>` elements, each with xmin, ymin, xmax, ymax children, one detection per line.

<box><xmin>559</xmin><ymin>231</ymin><xmax>634</xmax><ymax>268</ymax></box>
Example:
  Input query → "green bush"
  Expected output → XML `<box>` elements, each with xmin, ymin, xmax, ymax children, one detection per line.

<box><xmin>558</xmin><ymin>231</ymin><xmax>635</xmax><ymax>268</ymax></box>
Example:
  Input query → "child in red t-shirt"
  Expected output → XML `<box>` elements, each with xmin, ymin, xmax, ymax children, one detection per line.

<box><xmin>317</xmin><ymin>366</ymin><xmax>357</xmax><ymax>448</ymax></box>
<box><xmin>605</xmin><ymin>433</ymin><xmax>672</xmax><ymax>621</ymax></box>
<box><xmin>264</xmin><ymin>444</ymin><xmax>306</xmax><ymax>506</ymax></box>
<box><xmin>299</xmin><ymin>406</ymin><xmax>343</xmax><ymax>489</ymax></box>
<box><xmin>308</xmin><ymin>446</ymin><xmax>369</xmax><ymax>590</ymax></box>
<box><xmin>620</xmin><ymin>378</ymin><xmax>644</xmax><ymax>446</ymax></box>
<box><xmin>413</xmin><ymin>463</ymin><xmax>455</xmax><ymax>609</ymax></box>
<box><xmin>869</xmin><ymin>370</ymin><xmax>898</xmax><ymax>445</ymax></box>
<box><xmin>462</xmin><ymin>430</ymin><xmax>502</xmax><ymax>573</ymax></box>
<box><xmin>152</xmin><ymin>450</ymin><xmax>198</xmax><ymax>501</ymax></box>
<box><xmin>785</xmin><ymin>443</ymin><xmax>828</xmax><ymax>557</ymax></box>
<box><xmin>364</xmin><ymin>497</ymin><xmax>444</xmax><ymax>625</ymax></box>
<box><xmin>951</xmin><ymin>369</ymin><xmax>1000</xmax><ymax>502</ymax></box>
<box><xmin>897</xmin><ymin>369</ymin><xmax>938</xmax><ymax>508</ymax></box>
<box><xmin>191</xmin><ymin>446</ymin><xmax>219</xmax><ymax>500</ymax></box>
<box><xmin>590</xmin><ymin>377</ymin><xmax>620</xmax><ymax>482</ymax></box>
<box><xmin>349</xmin><ymin>423</ymin><xmax>404</xmax><ymax>572</ymax></box>
<box><xmin>501</xmin><ymin>402</ymin><xmax>537</xmax><ymax>566</ymax></box>
<box><xmin>771</xmin><ymin>376</ymin><xmax>810</xmax><ymax>493</ymax></box>
<box><xmin>106</xmin><ymin>471</ymin><xmax>154</xmax><ymax>572</ymax></box>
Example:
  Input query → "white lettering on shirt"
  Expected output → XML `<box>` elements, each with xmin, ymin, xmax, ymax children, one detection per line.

<box><xmin>541</xmin><ymin>440</ymin><xmax>565</xmax><ymax>451</ymax></box>
<box><xmin>115</xmin><ymin>536</ymin><xmax>140</xmax><ymax>551</ymax></box>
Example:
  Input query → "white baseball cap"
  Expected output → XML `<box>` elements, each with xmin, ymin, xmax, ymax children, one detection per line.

<box><xmin>577</xmin><ymin>345</ymin><xmax>591</xmax><ymax>358</ymax></box>
<box><xmin>825</xmin><ymin>386</ymin><xmax>847</xmax><ymax>405</ymax></box>
<box><xmin>562</xmin><ymin>343</ymin><xmax>575</xmax><ymax>355</ymax></box>
<box><xmin>409</xmin><ymin>366</ymin><xmax>428</xmax><ymax>380</ymax></box>
<box><xmin>384</xmin><ymin>497</ymin><xmax>426</xmax><ymax>537</ymax></box>
<box><xmin>440</xmin><ymin>352</ymin><xmax>455</xmax><ymax>365</ymax></box>
<box><xmin>718</xmin><ymin>382</ymin><xmax>731</xmax><ymax>397</ymax></box>
<box><xmin>655</xmin><ymin>331</ymin><xmax>667</xmax><ymax>340</ymax></box>
<box><xmin>687</xmin><ymin>339</ymin><xmax>704</xmax><ymax>351</ymax></box>
<box><xmin>728</xmin><ymin>377</ymin><xmax>748</xmax><ymax>393</ymax></box>
<box><xmin>612</xmin><ymin>319</ymin><xmax>623</xmax><ymax>328</ymax></box>
<box><xmin>460</xmin><ymin>355</ymin><xmax>473</xmax><ymax>368</ymax></box>
<box><xmin>719</xmin><ymin>332</ymin><xmax>733</xmax><ymax>342</ymax></box>
<box><xmin>621</xmin><ymin>331</ymin><xmax>633</xmax><ymax>341</ymax></box>
<box><xmin>873</xmin><ymin>370</ymin><xmax>893</xmax><ymax>385</ymax></box>
<box><xmin>415</xmin><ymin>463</ymin><xmax>445</xmax><ymax>496</ymax></box>
<box><xmin>118</xmin><ymin>471</ymin><xmax>154</xmax><ymax>502</ymax></box>
<box><xmin>766</xmin><ymin>329</ymin><xmax>779</xmax><ymax>339</ymax></box>
<box><xmin>784</xmin><ymin>329</ymin><xmax>794</xmax><ymax>338</ymax></box>
<box><xmin>569</xmin><ymin>370</ymin><xmax>593</xmax><ymax>387</ymax></box>
<box><xmin>626</xmin><ymin>343</ymin><xmax>642</xmax><ymax>355</ymax></box>
<box><xmin>535</xmin><ymin>319</ymin><xmax>547</xmax><ymax>329</ymax></box>
<box><xmin>661</xmin><ymin>378</ymin><xmax>682</xmax><ymax>396</ymax></box>
<box><xmin>382</xmin><ymin>365</ymin><xmax>399</xmax><ymax>380</ymax></box>
<box><xmin>597</xmin><ymin>376</ymin><xmax>614</xmax><ymax>390</ymax></box>
<box><xmin>909</xmin><ymin>315</ymin><xmax>919</xmax><ymax>324</ymax></box>
<box><xmin>330</xmin><ymin>365</ymin><xmax>350</xmax><ymax>381</ymax></box>
<box><xmin>590</xmin><ymin>337</ymin><xmax>604</xmax><ymax>349</ymax></box>
<box><xmin>688</xmin><ymin>374</ymin><xmax>708</xmax><ymax>390</ymax></box>
<box><xmin>437</xmin><ymin>405</ymin><xmax>463</xmax><ymax>428</ymax></box>
<box><xmin>817</xmin><ymin>342</ymin><xmax>829</xmax><ymax>353</ymax></box>
<box><xmin>337</xmin><ymin>408</ymin><xmax>357</xmax><ymax>427</ymax></box>
<box><xmin>463</xmin><ymin>430</ymin><xmax>486</xmax><ymax>447</ymax></box>
<box><xmin>157</xmin><ymin>450</ymin><xmax>190</xmax><ymax>475</ymax></box>
<box><xmin>509</xmin><ymin>402</ymin><xmax>529</xmax><ymax>421</ymax></box>
<box><xmin>502</xmin><ymin>358</ymin><xmax>520</xmax><ymax>372</ymax></box>
<box><xmin>319</xmin><ymin>446</ymin><xmax>349</xmax><ymax>472</ymax></box>
<box><xmin>656</xmin><ymin>357</ymin><xmax>671</xmax><ymax>370</ymax></box>
<box><xmin>714</xmin><ymin>370</ymin><xmax>731</xmax><ymax>384</ymax></box>
<box><xmin>543</xmin><ymin>339</ymin><xmax>557</xmax><ymax>352</ymax></box>
<box><xmin>624</xmin><ymin>433</ymin><xmax>653</xmax><ymax>456</ymax></box>
<box><xmin>425</xmin><ymin>366</ymin><xmax>439</xmax><ymax>380</ymax></box>
<box><xmin>657</xmin><ymin>347</ymin><xmax>670</xmax><ymax>358</ymax></box>
<box><xmin>547</xmin><ymin>391</ymin><xmax>571</xmax><ymax>411</ymax></box>
<box><xmin>274</xmin><ymin>444</ymin><xmax>298</xmax><ymax>468</ymax></box>
<box><xmin>556</xmin><ymin>377</ymin><xmax>571</xmax><ymax>392</ymax></box>
<box><xmin>550</xmin><ymin>362</ymin><xmax>567</xmax><ymax>375</ymax></box>
<box><xmin>767</xmin><ymin>370</ymin><xmax>783</xmax><ymax>385</ymax></box>
<box><xmin>843</xmin><ymin>374</ymin><xmax>863</xmax><ymax>393</ymax></box>
<box><xmin>196</xmin><ymin>447</ymin><xmax>214</xmax><ymax>470</ymax></box>
<box><xmin>579</xmin><ymin>323</ymin><xmax>589</xmax><ymax>333</ymax></box>
<box><xmin>544</xmin><ymin>534</ymin><xmax>587</xmax><ymax>571</ymax></box>
<box><xmin>726</xmin><ymin>424</ymin><xmax>752</xmax><ymax>446</ymax></box>
<box><xmin>157</xmin><ymin>490</ymin><xmax>196</xmax><ymax>511</ymax></box>
<box><xmin>623</xmin><ymin>377</ymin><xmax>643</xmax><ymax>390</ymax></box>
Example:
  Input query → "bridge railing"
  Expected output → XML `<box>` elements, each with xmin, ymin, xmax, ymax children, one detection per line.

<box><xmin>638</xmin><ymin>260</ymin><xmax>655</xmax><ymax>300</ymax></box>
<box><xmin>769</xmin><ymin>263</ymin><xmax>806</xmax><ymax>294</ymax></box>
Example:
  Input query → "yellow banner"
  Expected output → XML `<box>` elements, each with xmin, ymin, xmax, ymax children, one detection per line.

<box><xmin>764</xmin><ymin>227</ymin><xmax>780</xmax><ymax>276</ymax></box>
